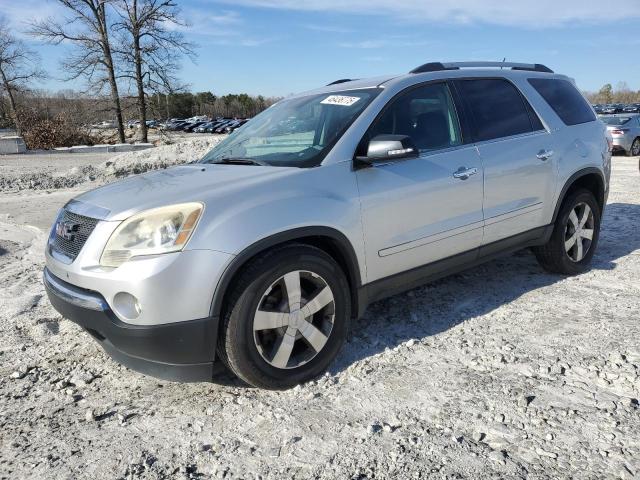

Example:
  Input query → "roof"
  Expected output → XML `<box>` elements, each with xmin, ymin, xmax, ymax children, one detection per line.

<box><xmin>295</xmin><ymin>61</ymin><xmax>566</xmax><ymax>98</ymax></box>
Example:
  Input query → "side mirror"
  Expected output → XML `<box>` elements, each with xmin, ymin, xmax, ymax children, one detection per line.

<box><xmin>355</xmin><ymin>134</ymin><xmax>419</xmax><ymax>167</ymax></box>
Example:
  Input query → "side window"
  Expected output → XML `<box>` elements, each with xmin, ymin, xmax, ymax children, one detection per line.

<box><xmin>367</xmin><ymin>82</ymin><xmax>462</xmax><ymax>152</ymax></box>
<box><xmin>455</xmin><ymin>78</ymin><xmax>534</xmax><ymax>142</ymax></box>
<box><xmin>528</xmin><ymin>78</ymin><xmax>596</xmax><ymax>126</ymax></box>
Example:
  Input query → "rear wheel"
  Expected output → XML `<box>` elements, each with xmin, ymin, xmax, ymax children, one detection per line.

<box><xmin>218</xmin><ymin>244</ymin><xmax>351</xmax><ymax>390</ymax></box>
<box><xmin>533</xmin><ymin>189</ymin><xmax>601</xmax><ymax>275</ymax></box>
<box><xmin>627</xmin><ymin>137</ymin><xmax>640</xmax><ymax>157</ymax></box>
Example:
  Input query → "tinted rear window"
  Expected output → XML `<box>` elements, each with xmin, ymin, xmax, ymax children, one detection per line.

<box><xmin>528</xmin><ymin>78</ymin><xmax>596</xmax><ymax>126</ymax></box>
<box><xmin>455</xmin><ymin>79</ymin><xmax>535</xmax><ymax>142</ymax></box>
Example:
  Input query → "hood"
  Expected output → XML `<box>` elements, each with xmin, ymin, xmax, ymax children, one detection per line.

<box><xmin>73</xmin><ymin>163</ymin><xmax>299</xmax><ymax>221</ymax></box>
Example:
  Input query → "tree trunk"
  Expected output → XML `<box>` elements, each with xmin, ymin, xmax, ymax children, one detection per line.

<box><xmin>97</xmin><ymin>2</ymin><xmax>125</xmax><ymax>143</ymax></box>
<box><xmin>130</xmin><ymin>0</ymin><xmax>148</xmax><ymax>143</ymax></box>
<box><xmin>104</xmin><ymin>55</ymin><xmax>126</xmax><ymax>143</ymax></box>
<box><xmin>133</xmin><ymin>33</ymin><xmax>148</xmax><ymax>143</ymax></box>
<box><xmin>0</xmin><ymin>67</ymin><xmax>21</xmax><ymax>136</ymax></box>
<box><xmin>165</xmin><ymin>93</ymin><xmax>169</xmax><ymax>120</ymax></box>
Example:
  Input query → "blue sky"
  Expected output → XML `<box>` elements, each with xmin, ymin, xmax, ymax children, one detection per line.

<box><xmin>3</xmin><ymin>0</ymin><xmax>640</xmax><ymax>97</ymax></box>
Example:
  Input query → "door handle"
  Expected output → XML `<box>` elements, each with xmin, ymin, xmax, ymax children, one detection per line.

<box><xmin>536</xmin><ymin>149</ymin><xmax>554</xmax><ymax>161</ymax></box>
<box><xmin>452</xmin><ymin>166</ymin><xmax>478</xmax><ymax>180</ymax></box>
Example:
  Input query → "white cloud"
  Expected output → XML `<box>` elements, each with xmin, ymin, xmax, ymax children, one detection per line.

<box><xmin>338</xmin><ymin>37</ymin><xmax>430</xmax><ymax>49</ymax></box>
<box><xmin>218</xmin><ymin>0</ymin><xmax>640</xmax><ymax>27</ymax></box>
<box><xmin>303</xmin><ymin>24</ymin><xmax>353</xmax><ymax>33</ymax></box>
<box><xmin>0</xmin><ymin>0</ymin><xmax>66</xmax><ymax>36</ymax></box>
<box><xmin>171</xmin><ymin>8</ymin><xmax>273</xmax><ymax>47</ymax></box>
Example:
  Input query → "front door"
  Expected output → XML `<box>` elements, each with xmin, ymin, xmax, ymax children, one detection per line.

<box><xmin>356</xmin><ymin>82</ymin><xmax>484</xmax><ymax>283</ymax></box>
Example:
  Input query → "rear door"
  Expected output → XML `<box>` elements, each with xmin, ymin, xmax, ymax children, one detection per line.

<box><xmin>356</xmin><ymin>81</ymin><xmax>484</xmax><ymax>282</ymax></box>
<box><xmin>453</xmin><ymin>78</ymin><xmax>557</xmax><ymax>245</ymax></box>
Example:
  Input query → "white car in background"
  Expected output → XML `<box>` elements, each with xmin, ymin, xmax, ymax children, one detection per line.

<box><xmin>599</xmin><ymin>114</ymin><xmax>640</xmax><ymax>156</ymax></box>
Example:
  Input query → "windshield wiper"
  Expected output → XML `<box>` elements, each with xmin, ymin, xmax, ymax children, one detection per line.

<box><xmin>211</xmin><ymin>157</ymin><xmax>267</xmax><ymax>166</ymax></box>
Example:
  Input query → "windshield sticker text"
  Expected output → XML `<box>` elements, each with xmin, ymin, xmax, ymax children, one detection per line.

<box><xmin>321</xmin><ymin>95</ymin><xmax>360</xmax><ymax>107</ymax></box>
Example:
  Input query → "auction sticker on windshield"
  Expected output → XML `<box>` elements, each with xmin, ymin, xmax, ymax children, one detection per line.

<box><xmin>321</xmin><ymin>95</ymin><xmax>361</xmax><ymax>107</ymax></box>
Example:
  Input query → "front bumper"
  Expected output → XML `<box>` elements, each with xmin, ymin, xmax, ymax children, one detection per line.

<box><xmin>44</xmin><ymin>268</ymin><xmax>220</xmax><ymax>382</ymax></box>
<box><xmin>45</xmin><ymin>229</ymin><xmax>233</xmax><ymax>326</ymax></box>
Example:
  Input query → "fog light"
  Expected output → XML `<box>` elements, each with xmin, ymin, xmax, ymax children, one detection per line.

<box><xmin>113</xmin><ymin>292</ymin><xmax>141</xmax><ymax>320</ymax></box>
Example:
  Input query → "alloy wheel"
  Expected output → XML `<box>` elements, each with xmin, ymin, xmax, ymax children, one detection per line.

<box><xmin>564</xmin><ymin>202</ymin><xmax>595</xmax><ymax>262</ymax></box>
<box><xmin>253</xmin><ymin>270</ymin><xmax>335</xmax><ymax>369</ymax></box>
<box><xmin>631</xmin><ymin>138</ymin><xmax>640</xmax><ymax>156</ymax></box>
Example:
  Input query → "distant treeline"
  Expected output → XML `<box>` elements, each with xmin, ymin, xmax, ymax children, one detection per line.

<box><xmin>0</xmin><ymin>90</ymin><xmax>281</xmax><ymax>129</ymax></box>
<box><xmin>583</xmin><ymin>82</ymin><xmax>640</xmax><ymax>105</ymax></box>
<box><xmin>147</xmin><ymin>92</ymin><xmax>281</xmax><ymax>120</ymax></box>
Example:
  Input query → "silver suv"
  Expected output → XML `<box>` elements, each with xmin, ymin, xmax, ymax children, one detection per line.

<box><xmin>44</xmin><ymin>61</ymin><xmax>611</xmax><ymax>390</ymax></box>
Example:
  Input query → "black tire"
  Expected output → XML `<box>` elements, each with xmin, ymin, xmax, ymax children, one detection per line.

<box><xmin>218</xmin><ymin>244</ymin><xmax>351</xmax><ymax>390</ymax></box>
<box><xmin>532</xmin><ymin>189</ymin><xmax>601</xmax><ymax>275</ymax></box>
<box><xmin>627</xmin><ymin>137</ymin><xmax>640</xmax><ymax>157</ymax></box>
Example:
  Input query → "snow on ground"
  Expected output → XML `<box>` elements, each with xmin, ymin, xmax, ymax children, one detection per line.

<box><xmin>0</xmin><ymin>136</ymin><xmax>224</xmax><ymax>192</ymax></box>
<box><xmin>0</xmin><ymin>152</ymin><xmax>638</xmax><ymax>479</ymax></box>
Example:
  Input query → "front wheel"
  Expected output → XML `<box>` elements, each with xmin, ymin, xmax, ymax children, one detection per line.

<box><xmin>532</xmin><ymin>189</ymin><xmax>601</xmax><ymax>275</ymax></box>
<box><xmin>218</xmin><ymin>244</ymin><xmax>351</xmax><ymax>390</ymax></box>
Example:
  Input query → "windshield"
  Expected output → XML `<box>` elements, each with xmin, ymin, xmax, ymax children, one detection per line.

<box><xmin>602</xmin><ymin>116</ymin><xmax>633</xmax><ymax>126</ymax></box>
<box><xmin>200</xmin><ymin>88</ymin><xmax>380</xmax><ymax>167</ymax></box>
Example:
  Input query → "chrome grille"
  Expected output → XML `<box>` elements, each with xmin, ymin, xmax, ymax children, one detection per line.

<box><xmin>50</xmin><ymin>210</ymin><xmax>99</xmax><ymax>262</ymax></box>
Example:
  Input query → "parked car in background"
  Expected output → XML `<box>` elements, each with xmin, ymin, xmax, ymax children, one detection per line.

<box><xmin>204</xmin><ymin>121</ymin><xmax>223</xmax><ymax>133</ymax></box>
<box><xmin>93</xmin><ymin>121</ymin><xmax>116</xmax><ymax>129</ymax></box>
<box><xmin>214</xmin><ymin>120</ymin><xmax>237</xmax><ymax>133</ymax></box>
<box><xmin>600</xmin><ymin>114</ymin><xmax>640</xmax><ymax>156</ymax></box>
<box><xmin>622</xmin><ymin>104</ymin><xmax>640</xmax><ymax>113</ymax></box>
<box><xmin>193</xmin><ymin>122</ymin><xmax>214</xmax><ymax>133</ymax></box>
<box><xmin>207</xmin><ymin>119</ymin><xmax>232</xmax><ymax>132</ymax></box>
<box><xmin>182</xmin><ymin>121</ymin><xmax>208</xmax><ymax>132</ymax></box>
<box><xmin>44</xmin><ymin>61</ymin><xmax>610</xmax><ymax>389</ymax></box>
<box><xmin>221</xmin><ymin>120</ymin><xmax>241</xmax><ymax>133</ymax></box>
<box><xmin>164</xmin><ymin>121</ymin><xmax>188</xmax><ymax>131</ymax></box>
<box><xmin>224</xmin><ymin>119</ymin><xmax>250</xmax><ymax>133</ymax></box>
<box><xmin>601</xmin><ymin>104</ymin><xmax>625</xmax><ymax>114</ymax></box>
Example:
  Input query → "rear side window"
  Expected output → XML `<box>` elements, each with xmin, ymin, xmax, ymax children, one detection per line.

<box><xmin>454</xmin><ymin>79</ymin><xmax>536</xmax><ymax>142</ymax></box>
<box><xmin>528</xmin><ymin>78</ymin><xmax>596</xmax><ymax>126</ymax></box>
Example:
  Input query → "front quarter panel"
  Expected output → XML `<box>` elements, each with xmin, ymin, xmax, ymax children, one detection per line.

<box><xmin>187</xmin><ymin>161</ymin><xmax>367</xmax><ymax>282</ymax></box>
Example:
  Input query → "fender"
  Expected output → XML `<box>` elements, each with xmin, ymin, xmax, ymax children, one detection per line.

<box><xmin>551</xmin><ymin>167</ymin><xmax>606</xmax><ymax>223</ymax></box>
<box><xmin>208</xmin><ymin>226</ymin><xmax>363</xmax><ymax>323</ymax></box>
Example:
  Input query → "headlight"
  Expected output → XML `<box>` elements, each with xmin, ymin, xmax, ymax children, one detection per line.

<box><xmin>100</xmin><ymin>203</ymin><xmax>204</xmax><ymax>267</ymax></box>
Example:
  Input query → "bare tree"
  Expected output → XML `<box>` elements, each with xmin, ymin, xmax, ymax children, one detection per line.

<box><xmin>114</xmin><ymin>0</ymin><xmax>195</xmax><ymax>142</ymax></box>
<box><xmin>30</xmin><ymin>0</ymin><xmax>126</xmax><ymax>142</ymax></box>
<box><xmin>0</xmin><ymin>17</ymin><xmax>45</xmax><ymax>136</ymax></box>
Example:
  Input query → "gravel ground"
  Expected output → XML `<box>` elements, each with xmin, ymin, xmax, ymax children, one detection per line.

<box><xmin>0</xmin><ymin>150</ymin><xmax>638</xmax><ymax>479</ymax></box>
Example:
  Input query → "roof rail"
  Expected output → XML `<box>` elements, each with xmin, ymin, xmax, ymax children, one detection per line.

<box><xmin>410</xmin><ymin>61</ymin><xmax>554</xmax><ymax>74</ymax></box>
<box><xmin>326</xmin><ymin>78</ymin><xmax>353</xmax><ymax>86</ymax></box>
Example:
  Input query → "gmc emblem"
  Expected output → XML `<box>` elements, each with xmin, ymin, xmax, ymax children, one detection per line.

<box><xmin>55</xmin><ymin>221</ymin><xmax>80</xmax><ymax>241</ymax></box>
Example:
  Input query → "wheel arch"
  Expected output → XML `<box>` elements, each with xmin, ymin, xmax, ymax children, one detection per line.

<box><xmin>552</xmin><ymin>168</ymin><xmax>606</xmax><ymax>223</ymax></box>
<box><xmin>209</xmin><ymin>227</ymin><xmax>364</xmax><ymax>327</ymax></box>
